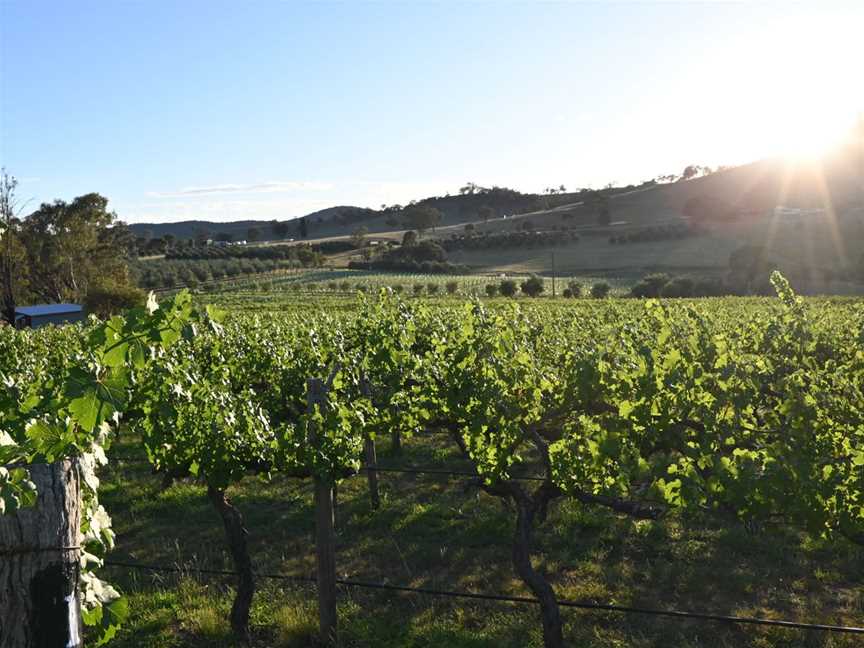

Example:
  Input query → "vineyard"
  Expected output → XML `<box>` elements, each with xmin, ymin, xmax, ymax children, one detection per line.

<box><xmin>2</xmin><ymin>274</ymin><xmax>864</xmax><ymax>647</ymax></box>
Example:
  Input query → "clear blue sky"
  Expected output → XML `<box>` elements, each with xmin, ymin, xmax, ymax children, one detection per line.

<box><xmin>1</xmin><ymin>1</ymin><xmax>861</xmax><ymax>223</ymax></box>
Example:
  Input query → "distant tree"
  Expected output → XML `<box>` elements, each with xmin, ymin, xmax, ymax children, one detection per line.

<box><xmin>402</xmin><ymin>205</ymin><xmax>442</xmax><ymax>237</ymax></box>
<box><xmin>163</xmin><ymin>233</ymin><xmax>177</xmax><ymax>249</ymax></box>
<box><xmin>299</xmin><ymin>216</ymin><xmax>309</xmax><ymax>239</ymax></box>
<box><xmin>630</xmin><ymin>273</ymin><xmax>672</xmax><ymax>298</ymax></box>
<box><xmin>83</xmin><ymin>281</ymin><xmax>146</xmax><ymax>318</ymax></box>
<box><xmin>660</xmin><ymin>276</ymin><xmax>695</xmax><ymax>298</ymax></box>
<box><xmin>20</xmin><ymin>192</ymin><xmax>137</xmax><ymax>303</ymax></box>
<box><xmin>681</xmin><ymin>165</ymin><xmax>700</xmax><ymax>181</ymax></box>
<box><xmin>558</xmin><ymin>184</ymin><xmax>566</xmax><ymax>193</ymax></box>
<box><xmin>590</xmin><ymin>281</ymin><xmax>611</xmax><ymax>298</ymax></box>
<box><xmin>0</xmin><ymin>169</ymin><xmax>27</xmax><ymax>324</ymax></box>
<box><xmin>478</xmin><ymin>206</ymin><xmax>495</xmax><ymax>225</ymax></box>
<box><xmin>445</xmin><ymin>280</ymin><xmax>459</xmax><ymax>294</ymax></box>
<box><xmin>520</xmin><ymin>275</ymin><xmax>544</xmax><ymax>297</ymax></box>
<box><xmin>351</xmin><ymin>226</ymin><xmax>369</xmax><ymax>249</ymax></box>
<box><xmin>566</xmin><ymin>280</ymin><xmax>582</xmax><ymax>298</ymax></box>
<box><xmin>484</xmin><ymin>283</ymin><xmax>499</xmax><ymax>297</ymax></box>
<box><xmin>215</xmin><ymin>232</ymin><xmax>233</xmax><ymax>242</ymax></box>
<box><xmin>402</xmin><ymin>230</ymin><xmax>418</xmax><ymax>247</ymax></box>
<box><xmin>499</xmin><ymin>279</ymin><xmax>518</xmax><ymax>297</ymax></box>
<box><xmin>246</xmin><ymin>227</ymin><xmax>261</xmax><ymax>242</ymax></box>
<box><xmin>464</xmin><ymin>223</ymin><xmax>476</xmax><ymax>234</ymax></box>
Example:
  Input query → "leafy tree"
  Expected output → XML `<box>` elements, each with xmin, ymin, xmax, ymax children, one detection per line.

<box><xmin>246</xmin><ymin>227</ymin><xmax>261</xmax><ymax>242</ymax></box>
<box><xmin>566</xmin><ymin>280</ymin><xmax>582</xmax><ymax>298</ymax></box>
<box><xmin>484</xmin><ymin>283</ymin><xmax>499</xmax><ymax>297</ymax></box>
<box><xmin>83</xmin><ymin>282</ymin><xmax>146</xmax><ymax>318</ymax></box>
<box><xmin>520</xmin><ymin>275</ymin><xmax>544</xmax><ymax>297</ymax></box>
<box><xmin>351</xmin><ymin>226</ymin><xmax>369</xmax><ymax>249</ymax></box>
<box><xmin>590</xmin><ymin>281</ymin><xmax>610</xmax><ymax>298</ymax></box>
<box><xmin>0</xmin><ymin>170</ymin><xmax>28</xmax><ymax>324</ymax></box>
<box><xmin>499</xmin><ymin>279</ymin><xmax>518</xmax><ymax>297</ymax></box>
<box><xmin>478</xmin><ymin>206</ymin><xmax>494</xmax><ymax>225</ymax></box>
<box><xmin>401</xmin><ymin>230</ymin><xmax>418</xmax><ymax>247</ymax></box>
<box><xmin>20</xmin><ymin>193</ymin><xmax>136</xmax><ymax>304</ymax></box>
<box><xmin>402</xmin><ymin>205</ymin><xmax>442</xmax><ymax>237</ymax></box>
<box><xmin>298</xmin><ymin>216</ymin><xmax>309</xmax><ymax>239</ymax></box>
<box><xmin>445</xmin><ymin>280</ymin><xmax>459</xmax><ymax>294</ymax></box>
<box><xmin>681</xmin><ymin>165</ymin><xmax>700</xmax><ymax>181</ymax></box>
<box><xmin>630</xmin><ymin>273</ymin><xmax>671</xmax><ymax>298</ymax></box>
<box><xmin>660</xmin><ymin>276</ymin><xmax>695</xmax><ymax>298</ymax></box>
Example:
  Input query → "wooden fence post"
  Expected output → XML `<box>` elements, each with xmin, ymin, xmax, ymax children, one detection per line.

<box><xmin>363</xmin><ymin>437</ymin><xmax>380</xmax><ymax>510</ymax></box>
<box><xmin>0</xmin><ymin>459</ymin><xmax>83</xmax><ymax>648</ymax></box>
<box><xmin>359</xmin><ymin>378</ymin><xmax>380</xmax><ymax>510</ymax></box>
<box><xmin>307</xmin><ymin>377</ymin><xmax>337</xmax><ymax>645</ymax></box>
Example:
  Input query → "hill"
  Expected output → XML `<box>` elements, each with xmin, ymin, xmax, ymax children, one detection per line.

<box><xmin>132</xmin><ymin>136</ymin><xmax>864</xmax><ymax>291</ymax></box>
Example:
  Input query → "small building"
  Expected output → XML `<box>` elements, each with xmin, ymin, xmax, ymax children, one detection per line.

<box><xmin>14</xmin><ymin>304</ymin><xmax>84</xmax><ymax>329</ymax></box>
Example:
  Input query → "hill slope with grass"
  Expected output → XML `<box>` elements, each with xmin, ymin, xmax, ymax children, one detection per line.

<box><xmin>132</xmin><ymin>137</ymin><xmax>864</xmax><ymax>290</ymax></box>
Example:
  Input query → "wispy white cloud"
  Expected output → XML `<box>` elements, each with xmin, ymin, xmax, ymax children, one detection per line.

<box><xmin>119</xmin><ymin>197</ymin><xmax>336</xmax><ymax>224</ymax></box>
<box><xmin>147</xmin><ymin>180</ymin><xmax>333</xmax><ymax>198</ymax></box>
<box><xmin>123</xmin><ymin>179</ymin><xmax>463</xmax><ymax>224</ymax></box>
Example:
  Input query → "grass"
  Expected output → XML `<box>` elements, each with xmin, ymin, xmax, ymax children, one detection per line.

<box><xmin>97</xmin><ymin>430</ymin><xmax>864</xmax><ymax>647</ymax></box>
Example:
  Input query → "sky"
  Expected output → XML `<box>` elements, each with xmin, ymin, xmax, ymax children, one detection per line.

<box><xmin>1</xmin><ymin>1</ymin><xmax>862</xmax><ymax>224</ymax></box>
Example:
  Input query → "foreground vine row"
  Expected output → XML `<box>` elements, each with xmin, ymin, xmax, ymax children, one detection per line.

<box><xmin>2</xmin><ymin>273</ymin><xmax>863</xmax><ymax>647</ymax></box>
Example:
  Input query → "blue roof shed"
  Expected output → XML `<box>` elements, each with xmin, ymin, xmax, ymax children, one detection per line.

<box><xmin>14</xmin><ymin>304</ymin><xmax>84</xmax><ymax>329</ymax></box>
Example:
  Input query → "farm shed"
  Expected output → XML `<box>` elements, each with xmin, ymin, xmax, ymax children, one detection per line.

<box><xmin>14</xmin><ymin>303</ymin><xmax>84</xmax><ymax>329</ymax></box>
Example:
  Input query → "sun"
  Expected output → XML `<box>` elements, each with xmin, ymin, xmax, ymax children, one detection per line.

<box><xmin>707</xmin><ymin>10</ymin><xmax>864</xmax><ymax>165</ymax></box>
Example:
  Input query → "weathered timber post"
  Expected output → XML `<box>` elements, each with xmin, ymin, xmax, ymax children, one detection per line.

<box><xmin>307</xmin><ymin>377</ymin><xmax>337</xmax><ymax>645</ymax></box>
<box><xmin>363</xmin><ymin>437</ymin><xmax>380</xmax><ymax>510</ymax></box>
<box><xmin>0</xmin><ymin>459</ymin><xmax>83</xmax><ymax>648</ymax></box>
<box><xmin>359</xmin><ymin>378</ymin><xmax>380</xmax><ymax>510</ymax></box>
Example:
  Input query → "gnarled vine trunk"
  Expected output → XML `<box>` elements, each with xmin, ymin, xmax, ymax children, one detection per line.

<box><xmin>0</xmin><ymin>460</ymin><xmax>83</xmax><ymax>648</ymax></box>
<box><xmin>207</xmin><ymin>486</ymin><xmax>254</xmax><ymax>643</ymax></box>
<box><xmin>512</xmin><ymin>498</ymin><xmax>563</xmax><ymax>648</ymax></box>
